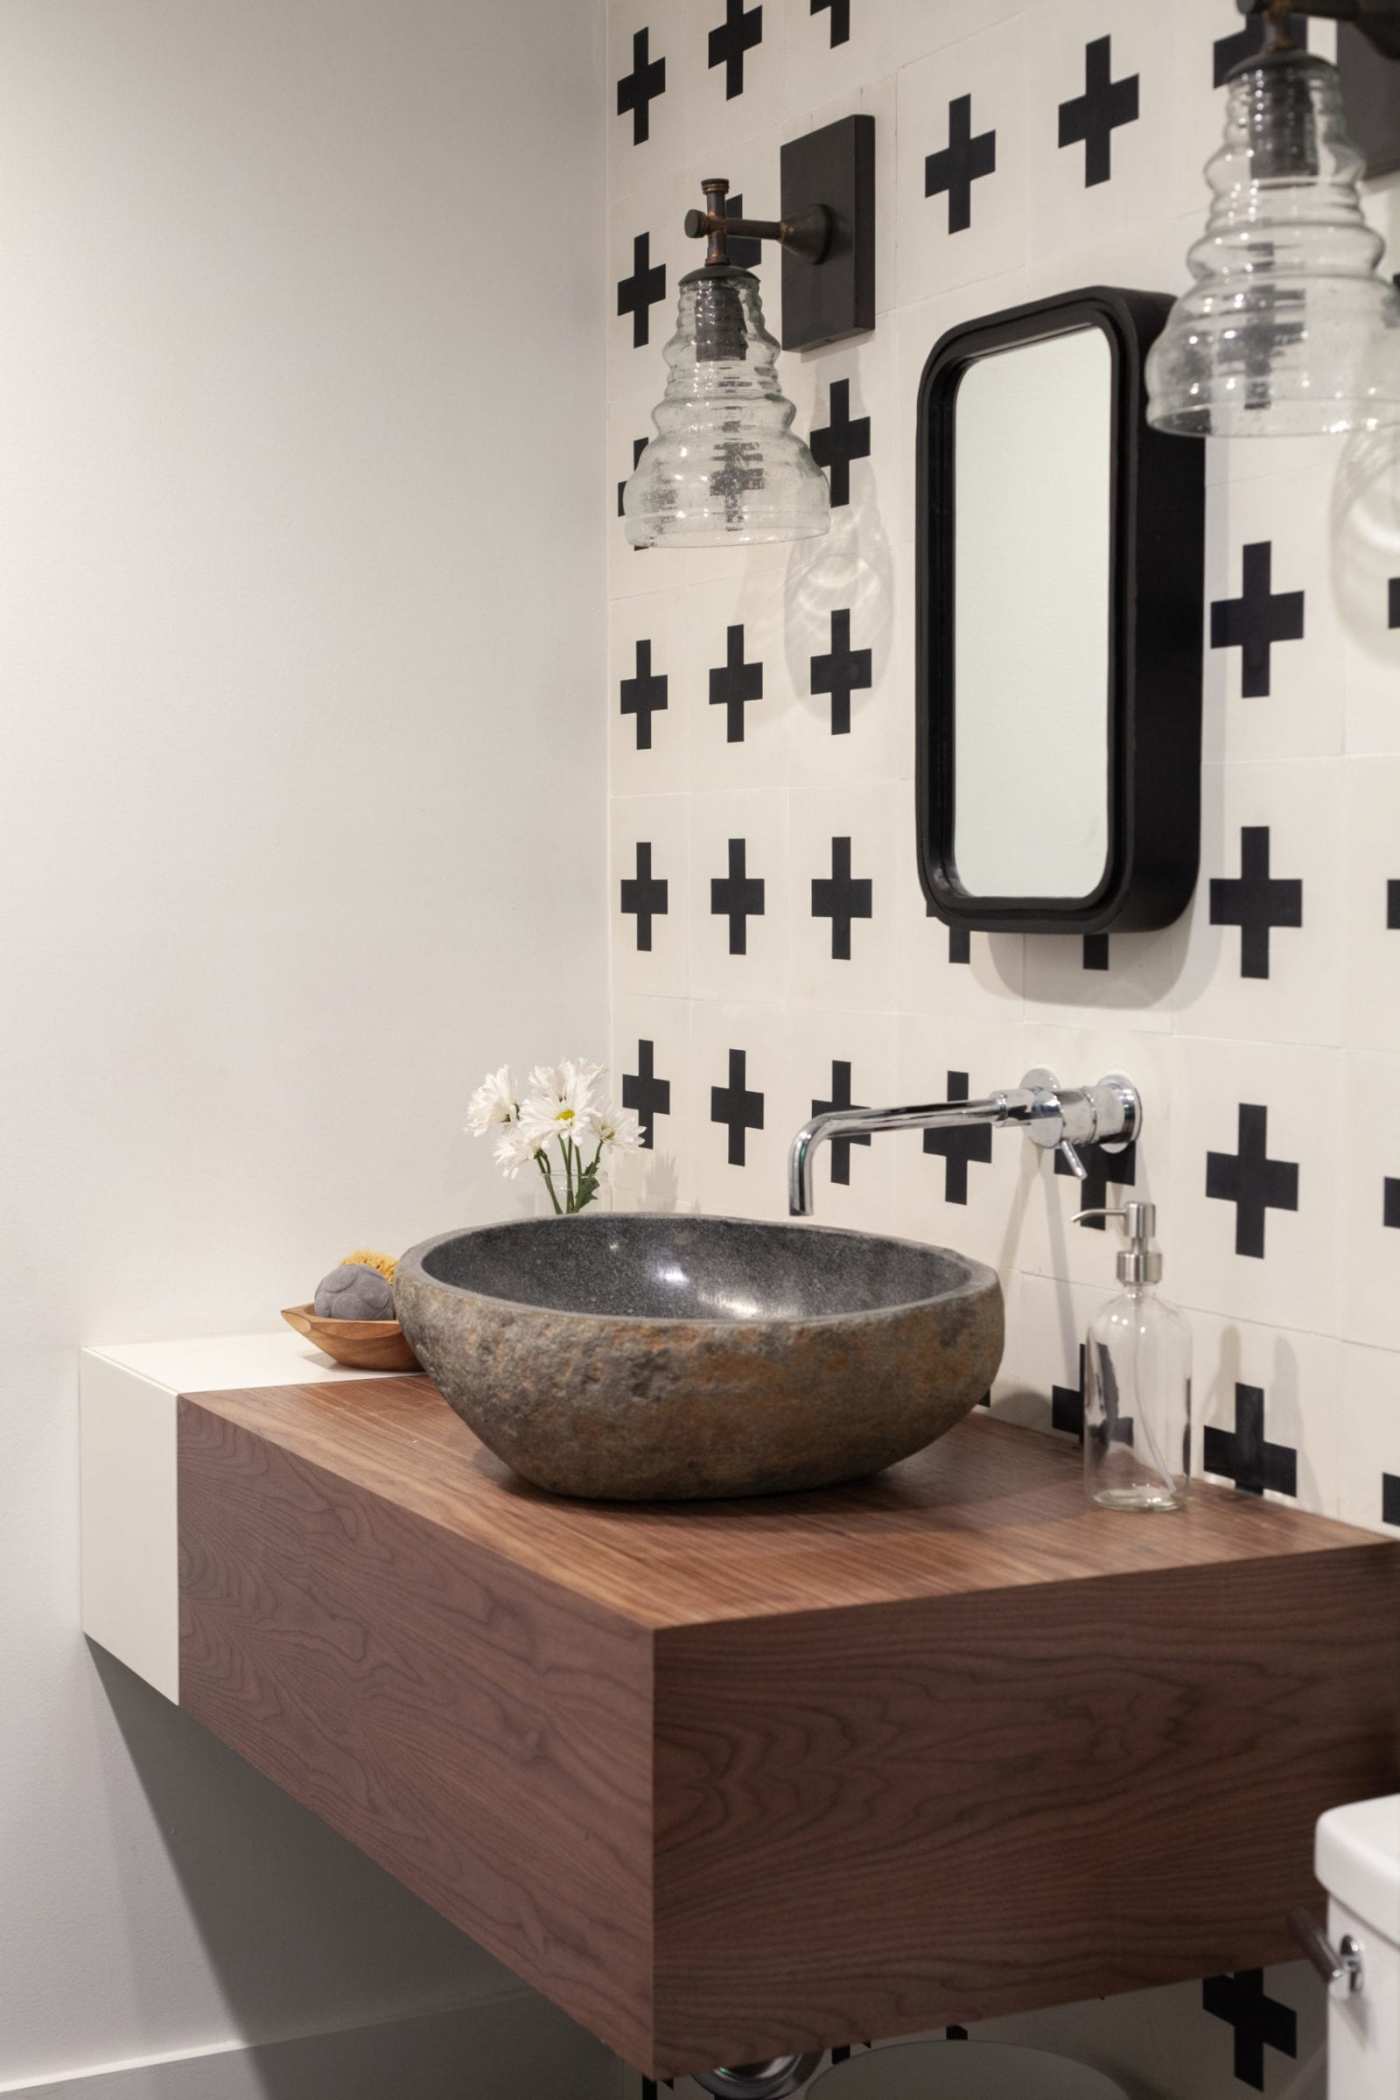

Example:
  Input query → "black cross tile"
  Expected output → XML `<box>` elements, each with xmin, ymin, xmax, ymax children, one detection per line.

<box><xmin>1389</xmin><ymin>879</ymin><xmax>1400</xmax><ymax>930</ymax></box>
<box><xmin>621</xmin><ymin>1037</ymin><xmax>670</xmax><ymax>1151</ymax></box>
<box><xmin>812</xmin><ymin>835</ymin><xmax>873</xmax><ymax>960</ymax></box>
<box><xmin>619</xmin><ymin>637</ymin><xmax>668</xmax><ymax>751</ymax></box>
<box><xmin>812</xmin><ymin>0</ymin><xmax>850</xmax><ymax>46</ymax></box>
<box><xmin>1055</xmin><ymin>1135</ymin><xmax>1136</xmax><ymax>1226</ymax></box>
<box><xmin>617</xmin><ymin>231</ymin><xmax>667</xmax><ymax>349</ymax></box>
<box><xmin>617</xmin><ymin>435</ymin><xmax>647</xmax><ymax>520</ymax></box>
<box><xmin>709</xmin><ymin>623</ymin><xmax>763</xmax><ymax>742</ymax></box>
<box><xmin>711</xmin><ymin>836</ymin><xmax>765</xmax><ymax>954</ymax></box>
<box><xmin>1082</xmin><ymin>934</ymin><xmax>1110</xmax><ymax>971</ymax></box>
<box><xmin>1214</xmin><ymin>11</ymin><xmax>1306</xmax><ymax>85</ymax></box>
<box><xmin>721</xmin><ymin>191</ymin><xmax>760</xmax><ymax>270</ymax></box>
<box><xmin>812</xmin><ymin>1058</ymin><xmax>871</xmax><ymax>1186</ymax></box>
<box><xmin>1384</xmin><ymin>1473</ymin><xmax>1400</xmax><ymax>1526</ymax></box>
<box><xmin>712</xmin><ymin>1046</ymin><xmax>764</xmax><ymax>1166</ymax></box>
<box><xmin>923</xmin><ymin>1069</ymin><xmax>993</xmax><ymax>1205</ymax></box>
<box><xmin>1204</xmin><ymin>1383</ymin><xmax>1298</xmax><ymax>1500</ymax></box>
<box><xmin>810</xmin><ymin>607</ymin><xmax>872</xmax><ymax>735</ymax></box>
<box><xmin>948</xmin><ymin>923</ymin><xmax>971</xmax><ymax>965</ymax></box>
<box><xmin>1052</xmin><ymin>1344</ymin><xmax>1087</xmax><ymax>1440</ymax></box>
<box><xmin>1389</xmin><ymin>576</ymin><xmax>1400</xmax><ymax>628</ymax></box>
<box><xmin>1058</xmin><ymin>36</ymin><xmax>1139</xmax><ymax>187</ymax></box>
<box><xmin>1209</xmin><ymin>826</ymin><xmax>1303</xmax><ymax>980</ymax></box>
<box><xmin>1203</xmin><ymin>1970</ymin><xmax>1297</xmax><ymax>2091</ymax></box>
<box><xmin>810</xmin><ymin>378</ymin><xmax>871</xmax><ymax>509</ymax></box>
<box><xmin>709</xmin><ymin>0</ymin><xmax>762</xmax><ymax>99</ymax></box>
<box><xmin>620</xmin><ymin>840</ymin><xmax>668</xmax><ymax>952</ymax></box>
<box><xmin>617</xmin><ymin>26</ymin><xmax>666</xmax><ymax>145</ymax></box>
<box><xmin>1385</xmin><ymin>1176</ymin><xmax>1400</xmax><ymax>1229</ymax></box>
<box><xmin>1210</xmin><ymin>541</ymin><xmax>1305</xmax><ymax>698</ymax></box>
<box><xmin>924</xmin><ymin>94</ymin><xmax>997</xmax><ymax>234</ymax></box>
<box><xmin>1206</xmin><ymin>1103</ymin><xmax>1299</xmax><ymax>1260</ymax></box>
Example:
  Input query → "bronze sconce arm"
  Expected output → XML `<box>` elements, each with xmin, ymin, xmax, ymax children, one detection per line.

<box><xmin>683</xmin><ymin>176</ymin><xmax>831</xmax><ymax>269</ymax></box>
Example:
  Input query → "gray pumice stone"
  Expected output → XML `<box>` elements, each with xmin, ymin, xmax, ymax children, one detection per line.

<box><xmin>314</xmin><ymin>1263</ymin><xmax>395</xmax><ymax>1320</ymax></box>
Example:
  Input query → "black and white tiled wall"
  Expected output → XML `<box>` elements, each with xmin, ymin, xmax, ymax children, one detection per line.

<box><xmin>608</xmin><ymin>5</ymin><xmax>1397</xmax><ymax>2094</ymax></box>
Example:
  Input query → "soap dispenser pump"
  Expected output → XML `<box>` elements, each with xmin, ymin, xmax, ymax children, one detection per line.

<box><xmin>1072</xmin><ymin>1200</ymin><xmax>1192</xmax><ymax>1512</ymax></box>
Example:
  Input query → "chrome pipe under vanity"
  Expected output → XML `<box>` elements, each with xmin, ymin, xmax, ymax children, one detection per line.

<box><xmin>788</xmin><ymin>1067</ymin><xmax>1141</xmax><ymax>1218</ymax></box>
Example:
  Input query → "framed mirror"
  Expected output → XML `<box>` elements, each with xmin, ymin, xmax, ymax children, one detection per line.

<box><xmin>915</xmin><ymin>287</ymin><xmax>1205</xmax><ymax>937</ymax></box>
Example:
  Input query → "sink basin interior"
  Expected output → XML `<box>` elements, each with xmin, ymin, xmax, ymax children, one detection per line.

<box><xmin>420</xmin><ymin>1214</ymin><xmax>973</xmax><ymax>1323</ymax></box>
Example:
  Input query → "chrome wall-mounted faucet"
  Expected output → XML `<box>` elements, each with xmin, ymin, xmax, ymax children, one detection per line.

<box><xmin>788</xmin><ymin>1068</ymin><xmax>1141</xmax><ymax>1217</ymax></box>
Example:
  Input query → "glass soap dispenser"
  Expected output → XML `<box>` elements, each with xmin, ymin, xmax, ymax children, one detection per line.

<box><xmin>1073</xmin><ymin>1200</ymin><xmax>1192</xmax><ymax>1512</ymax></box>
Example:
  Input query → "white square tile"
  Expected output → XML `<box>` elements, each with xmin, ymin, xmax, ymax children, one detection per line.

<box><xmin>608</xmin><ymin>0</ymin><xmax>694</xmax><ymax>192</ymax></box>
<box><xmin>608</xmin><ymin>172</ymin><xmax>691</xmax><ymax>399</ymax></box>
<box><xmin>895</xmin><ymin>0</ymin><xmax>1030</xmax><ymax>70</ymax></box>
<box><xmin>609</xmin><ymin>994</ymin><xmax>698</xmax><ymax>1211</ymax></box>
<box><xmin>1171</xmin><ymin>760</ymin><xmax>1343</xmax><ymax>1047</ymax></box>
<box><xmin>789</xmin><ymin>780</ymin><xmax>899</xmax><ymax>1008</ymax></box>
<box><xmin>678</xmin><ymin>566</ymin><xmax>797</xmax><ymax>791</ymax></box>
<box><xmin>1338</xmin><ymin>1342</ymin><xmax>1400</xmax><ymax>1537</ymax></box>
<box><xmin>896</xmin><ymin>21</ymin><xmax>1027</xmax><ymax>306</ymax></box>
<box><xmin>609</xmin><ymin>588</ymin><xmax>691</xmax><ymax>795</ymax></box>
<box><xmin>780</xmin><ymin>0</ymin><xmax>894</xmax><ymax>121</ymax></box>
<box><xmin>1025</xmin><ymin>2</ymin><xmax>1171</xmax><ymax>257</ymax></box>
<box><xmin>689</xmin><ymin>787</ymin><xmax>791</xmax><ymax>1000</ymax></box>
<box><xmin>611</xmin><ymin>793</ymin><xmax>691</xmax><ymax>998</ymax></box>
<box><xmin>1341</xmin><ymin>758</ymin><xmax>1400</xmax><ymax>1053</ymax></box>
<box><xmin>1022</xmin><ymin>920</ymin><xmax>1190</xmax><ymax>1034</ymax></box>
<box><xmin>607</xmin><ymin>381</ymin><xmax>665</xmax><ymax>603</ymax></box>
<box><xmin>792</xmin><ymin>322</ymin><xmax>897</xmax><ymax>545</ymax></box>
<box><xmin>1192</xmin><ymin>1311</ymin><xmax>1341</xmax><ymax>1516</ymax></box>
<box><xmin>690</xmin><ymin>998</ymin><xmax>801</xmax><ymax>1219</ymax></box>
<box><xmin>675</xmin><ymin>0</ymin><xmax>790</xmax><ymax>156</ymax></box>
<box><xmin>1167</xmin><ymin>1036</ymin><xmax>1341</xmax><ymax>1335</ymax></box>
<box><xmin>997</xmin><ymin>1267</ymin><xmax>1112</xmax><ymax>1438</ymax></box>
<box><xmin>784</xmin><ymin>1004</ymin><xmax>900</xmax><ymax>1232</ymax></box>
<box><xmin>1336</xmin><ymin>423</ymin><xmax>1400</xmax><ymax>753</ymax></box>
<box><xmin>1203</xmin><ymin>469</ymin><xmax>1344</xmax><ymax>760</ymax></box>
<box><xmin>782</xmin><ymin>489</ymin><xmax>902</xmax><ymax>783</ymax></box>
<box><xmin>892</xmin><ymin>1008</ymin><xmax>1032</xmax><ymax>1276</ymax></box>
<box><xmin>1340</xmin><ymin>1050</ymin><xmax>1400</xmax><ymax>1352</ymax></box>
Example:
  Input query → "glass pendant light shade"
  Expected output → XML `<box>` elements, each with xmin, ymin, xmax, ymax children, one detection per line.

<box><xmin>624</xmin><ymin>265</ymin><xmax>830</xmax><ymax>547</ymax></box>
<box><xmin>1146</xmin><ymin>49</ymin><xmax>1400</xmax><ymax>438</ymax></box>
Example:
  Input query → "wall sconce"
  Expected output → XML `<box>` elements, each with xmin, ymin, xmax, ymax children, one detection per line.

<box><xmin>623</xmin><ymin>115</ymin><xmax>875</xmax><ymax>549</ymax></box>
<box><xmin>1147</xmin><ymin>0</ymin><xmax>1400</xmax><ymax>438</ymax></box>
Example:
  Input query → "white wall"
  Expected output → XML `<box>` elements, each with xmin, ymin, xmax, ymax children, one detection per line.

<box><xmin>0</xmin><ymin>0</ymin><xmax>607</xmax><ymax>2087</ymax></box>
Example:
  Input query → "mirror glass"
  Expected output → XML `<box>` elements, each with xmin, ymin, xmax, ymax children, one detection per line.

<box><xmin>952</xmin><ymin>325</ymin><xmax>1112</xmax><ymax>900</ymax></box>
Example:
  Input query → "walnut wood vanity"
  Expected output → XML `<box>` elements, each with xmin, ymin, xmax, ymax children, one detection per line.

<box><xmin>81</xmin><ymin>1342</ymin><xmax>1400</xmax><ymax>2079</ymax></box>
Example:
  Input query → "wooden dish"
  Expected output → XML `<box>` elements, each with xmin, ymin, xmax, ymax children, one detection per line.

<box><xmin>281</xmin><ymin>1303</ymin><xmax>421</xmax><ymax>1373</ymax></box>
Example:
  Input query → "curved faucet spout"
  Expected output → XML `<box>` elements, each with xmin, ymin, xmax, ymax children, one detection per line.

<box><xmin>788</xmin><ymin>1091</ymin><xmax>1027</xmax><ymax>1217</ymax></box>
<box><xmin>787</xmin><ymin>1070</ymin><xmax>1141</xmax><ymax>1217</ymax></box>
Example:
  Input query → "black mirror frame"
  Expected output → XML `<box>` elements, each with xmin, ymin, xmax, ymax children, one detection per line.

<box><xmin>915</xmin><ymin>285</ymin><xmax>1205</xmax><ymax>938</ymax></box>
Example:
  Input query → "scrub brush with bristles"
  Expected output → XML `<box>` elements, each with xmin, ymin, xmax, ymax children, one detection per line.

<box><xmin>342</xmin><ymin>1248</ymin><xmax>398</xmax><ymax>1283</ymax></box>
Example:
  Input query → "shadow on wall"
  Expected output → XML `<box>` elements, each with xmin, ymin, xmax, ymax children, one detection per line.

<box><xmin>89</xmin><ymin>1647</ymin><xmax>617</xmax><ymax>2099</ymax></box>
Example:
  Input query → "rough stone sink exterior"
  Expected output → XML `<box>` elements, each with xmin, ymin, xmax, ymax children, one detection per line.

<box><xmin>394</xmin><ymin>1214</ymin><xmax>1003</xmax><ymax>1500</ymax></box>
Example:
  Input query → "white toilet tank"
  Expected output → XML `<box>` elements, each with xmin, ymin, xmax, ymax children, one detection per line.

<box><xmin>1316</xmin><ymin>1795</ymin><xmax>1400</xmax><ymax>2100</ymax></box>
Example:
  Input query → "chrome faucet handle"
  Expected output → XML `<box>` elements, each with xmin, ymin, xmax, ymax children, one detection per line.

<box><xmin>1019</xmin><ymin>1069</ymin><xmax>1142</xmax><ymax>1175</ymax></box>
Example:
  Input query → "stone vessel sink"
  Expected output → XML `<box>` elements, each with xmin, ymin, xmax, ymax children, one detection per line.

<box><xmin>394</xmin><ymin>1214</ymin><xmax>1003</xmax><ymax>1501</ymax></box>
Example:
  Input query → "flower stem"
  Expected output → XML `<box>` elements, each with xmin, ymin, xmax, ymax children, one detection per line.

<box><xmin>535</xmin><ymin>1151</ymin><xmax>562</xmax><ymax>1216</ymax></box>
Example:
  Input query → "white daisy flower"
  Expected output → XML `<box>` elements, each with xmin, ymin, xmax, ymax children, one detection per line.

<box><xmin>492</xmin><ymin>1121</ymin><xmax>543</xmax><ymax>1180</ymax></box>
<box><xmin>519</xmin><ymin>1059</ymin><xmax>601</xmax><ymax>1146</ymax></box>
<box><xmin>594</xmin><ymin>1102</ymin><xmax>642</xmax><ymax>1153</ymax></box>
<box><xmin>466</xmin><ymin>1064</ymin><xmax>517</xmax><ymax>1137</ymax></box>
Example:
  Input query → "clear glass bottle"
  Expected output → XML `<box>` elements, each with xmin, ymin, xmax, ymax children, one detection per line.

<box><xmin>1074</xmin><ymin>1201</ymin><xmax>1192</xmax><ymax>1512</ymax></box>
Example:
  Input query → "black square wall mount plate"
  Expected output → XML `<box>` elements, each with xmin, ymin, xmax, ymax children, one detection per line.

<box><xmin>780</xmin><ymin>114</ymin><xmax>875</xmax><ymax>351</ymax></box>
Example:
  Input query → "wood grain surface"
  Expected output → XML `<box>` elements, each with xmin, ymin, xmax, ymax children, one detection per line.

<box><xmin>176</xmin><ymin>1376</ymin><xmax>1400</xmax><ymax>2077</ymax></box>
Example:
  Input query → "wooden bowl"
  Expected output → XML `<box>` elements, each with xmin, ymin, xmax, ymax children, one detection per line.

<box><xmin>281</xmin><ymin>1303</ymin><xmax>422</xmax><ymax>1373</ymax></box>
